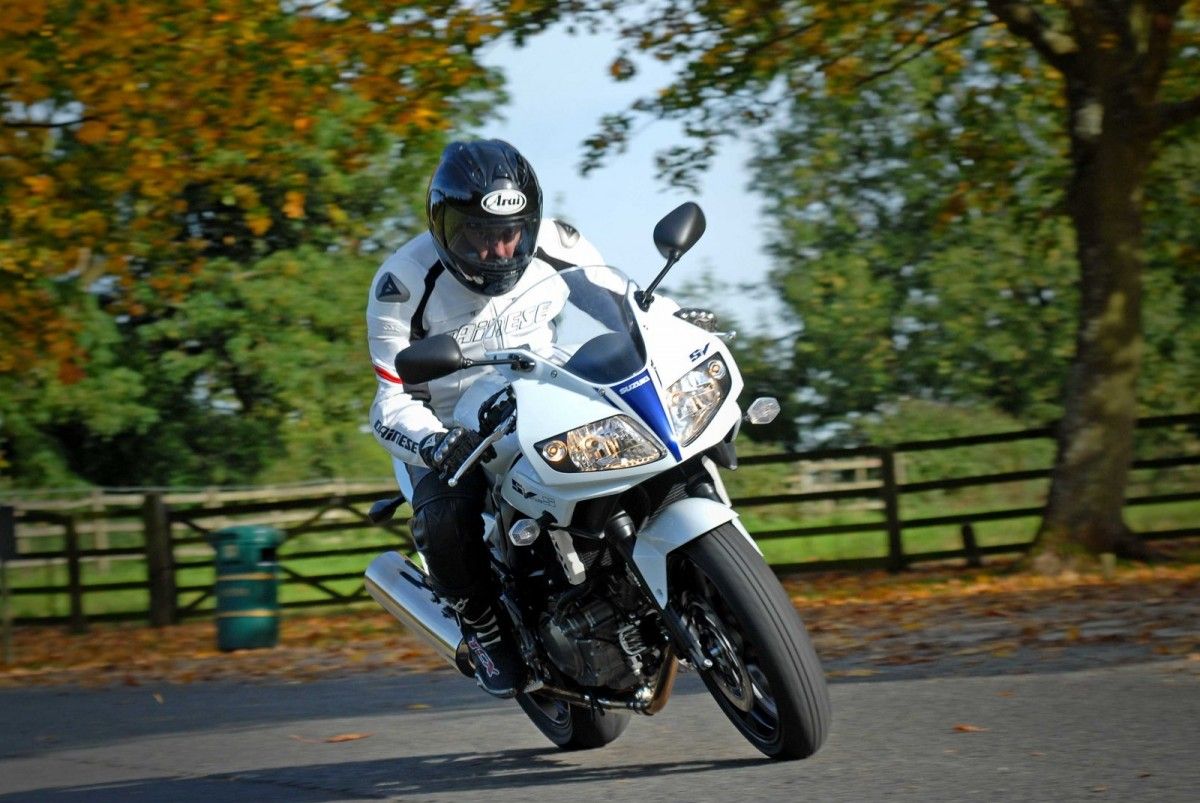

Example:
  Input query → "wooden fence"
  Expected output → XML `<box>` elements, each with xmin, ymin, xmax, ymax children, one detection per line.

<box><xmin>739</xmin><ymin>412</ymin><xmax>1200</xmax><ymax>574</ymax></box>
<box><xmin>1</xmin><ymin>413</ymin><xmax>1197</xmax><ymax>628</ymax></box>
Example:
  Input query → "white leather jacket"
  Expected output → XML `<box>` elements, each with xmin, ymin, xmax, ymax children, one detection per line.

<box><xmin>366</xmin><ymin>219</ymin><xmax>605</xmax><ymax>468</ymax></box>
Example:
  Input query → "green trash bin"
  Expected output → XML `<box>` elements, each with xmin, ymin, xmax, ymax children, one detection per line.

<box><xmin>206</xmin><ymin>525</ymin><xmax>283</xmax><ymax>651</ymax></box>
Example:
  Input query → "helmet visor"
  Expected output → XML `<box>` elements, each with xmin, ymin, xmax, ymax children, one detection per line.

<box><xmin>444</xmin><ymin>209</ymin><xmax>538</xmax><ymax>278</ymax></box>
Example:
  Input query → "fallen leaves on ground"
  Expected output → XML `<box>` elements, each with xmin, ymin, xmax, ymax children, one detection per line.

<box><xmin>290</xmin><ymin>732</ymin><xmax>373</xmax><ymax>744</ymax></box>
<box><xmin>0</xmin><ymin>555</ymin><xmax>1197</xmax><ymax>688</ymax></box>
<box><xmin>781</xmin><ymin>559</ymin><xmax>1200</xmax><ymax>672</ymax></box>
<box><xmin>0</xmin><ymin>609</ymin><xmax>449</xmax><ymax>688</ymax></box>
<box><xmin>324</xmin><ymin>733</ymin><xmax>372</xmax><ymax>743</ymax></box>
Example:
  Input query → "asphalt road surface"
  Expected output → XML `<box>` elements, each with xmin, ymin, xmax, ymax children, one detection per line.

<box><xmin>2</xmin><ymin>659</ymin><xmax>1197</xmax><ymax>802</ymax></box>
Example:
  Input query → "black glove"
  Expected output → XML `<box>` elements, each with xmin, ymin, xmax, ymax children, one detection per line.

<box><xmin>478</xmin><ymin>387</ymin><xmax>516</xmax><ymax>433</ymax></box>
<box><xmin>419</xmin><ymin>426</ymin><xmax>486</xmax><ymax>479</ymax></box>
<box><xmin>674</xmin><ymin>307</ymin><xmax>719</xmax><ymax>332</ymax></box>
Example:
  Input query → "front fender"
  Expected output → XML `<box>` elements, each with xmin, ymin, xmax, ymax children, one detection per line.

<box><xmin>630</xmin><ymin>497</ymin><xmax>761</xmax><ymax>607</ymax></box>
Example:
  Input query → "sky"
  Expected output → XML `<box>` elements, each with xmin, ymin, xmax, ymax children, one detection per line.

<box><xmin>475</xmin><ymin>26</ymin><xmax>784</xmax><ymax>329</ymax></box>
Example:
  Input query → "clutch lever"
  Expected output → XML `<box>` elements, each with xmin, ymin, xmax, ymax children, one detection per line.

<box><xmin>447</xmin><ymin>412</ymin><xmax>517</xmax><ymax>488</ymax></box>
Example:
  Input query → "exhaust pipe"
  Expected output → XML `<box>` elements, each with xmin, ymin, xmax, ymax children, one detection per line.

<box><xmin>364</xmin><ymin>551</ymin><xmax>470</xmax><ymax>675</ymax></box>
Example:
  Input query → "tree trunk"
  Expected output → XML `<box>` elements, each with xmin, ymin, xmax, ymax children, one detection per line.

<box><xmin>1037</xmin><ymin>73</ymin><xmax>1154</xmax><ymax>560</ymax></box>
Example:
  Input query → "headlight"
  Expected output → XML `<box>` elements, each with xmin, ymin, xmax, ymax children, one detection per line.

<box><xmin>536</xmin><ymin>415</ymin><xmax>664</xmax><ymax>473</ymax></box>
<box><xmin>667</xmin><ymin>355</ymin><xmax>732</xmax><ymax>445</ymax></box>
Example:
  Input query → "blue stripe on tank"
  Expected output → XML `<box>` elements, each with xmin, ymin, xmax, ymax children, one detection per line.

<box><xmin>610</xmin><ymin>369</ymin><xmax>681</xmax><ymax>461</ymax></box>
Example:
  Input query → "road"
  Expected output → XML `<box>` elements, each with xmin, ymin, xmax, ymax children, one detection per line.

<box><xmin>2</xmin><ymin>660</ymin><xmax>1197</xmax><ymax>802</ymax></box>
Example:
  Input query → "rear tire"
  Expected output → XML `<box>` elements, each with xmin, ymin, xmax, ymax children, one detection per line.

<box><xmin>675</xmin><ymin>522</ymin><xmax>831</xmax><ymax>760</ymax></box>
<box><xmin>516</xmin><ymin>692</ymin><xmax>630</xmax><ymax>751</ymax></box>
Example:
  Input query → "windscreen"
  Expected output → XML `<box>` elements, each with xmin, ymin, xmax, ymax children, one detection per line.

<box><xmin>495</xmin><ymin>265</ymin><xmax>646</xmax><ymax>385</ymax></box>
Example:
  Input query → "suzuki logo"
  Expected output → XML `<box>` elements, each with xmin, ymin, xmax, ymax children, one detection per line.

<box><xmin>617</xmin><ymin>375</ymin><xmax>650</xmax><ymax>395</ymax></box>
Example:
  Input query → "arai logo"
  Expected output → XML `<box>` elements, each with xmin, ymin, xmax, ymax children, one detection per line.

<box><xmin>481</xmin><ymin>189</ymin><xmax>527</xmax><ymax>215</ymax></box>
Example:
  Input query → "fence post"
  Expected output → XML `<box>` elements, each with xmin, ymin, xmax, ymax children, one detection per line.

<box><xmin>65</xmin><ymin>516</ymin><xmax>87</xmax><ymax>634</ymax></box>
<box><xmin>91</xmin><ymin>488</ymin><xmax>111</xmax><ymax>572</ymax></box>
<box><xmin>143</xmin><ymin>493</ymin><xmax>177</xmax><ymax>627</ymax></box>
<box><xmin>960</xmin><ymin>522</ymin><xmax>983</xmax><ymax>568</ymax></box>
<box><xmin>1</xmin><ymin>506</ymin><xmax>15</xmax><ymax>663</ymax></box>
<box><xmin>880</xmin><ymin>448</ymin><xmax>906</xmax><ymax>573</ymax></box>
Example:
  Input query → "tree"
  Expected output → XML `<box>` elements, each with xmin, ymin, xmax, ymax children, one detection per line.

<box><xmin>1</xmin><ymin>1</ymin><xmax>508</xmax><ymax>486</ymax></box>
<box><xmin>506</xmin><ymin>1</ymin><xmax>1200</xmax><ymax>559</ymax></box>
<box><xmin>752</xmin><ymin>49</ymin><xmax>1197</xmax><ymax>436</ymax></box>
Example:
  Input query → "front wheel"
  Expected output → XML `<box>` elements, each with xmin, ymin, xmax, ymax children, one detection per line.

<box><xmin>516</xmin><ymin>691</ymin><xmax>630</xmax><ymax>751</ymax></box>
<box><xmin>673</xmin><ymin>523</ymin><xmax>831</xmax><ymax>760</ymax></box>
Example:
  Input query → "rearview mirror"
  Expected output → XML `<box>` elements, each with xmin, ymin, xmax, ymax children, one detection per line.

<box><xmin>394</xmin><ymin>334</ymin><xmax>465</xmax><ymax>385</ymax></box>
<box><xmin>653</xmin><ymin>201</ymin><xmax>707</xmax><ymax>261</ymax></box>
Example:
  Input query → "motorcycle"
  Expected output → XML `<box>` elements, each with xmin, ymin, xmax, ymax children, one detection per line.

<box><xmin>364</xmin><ymin>202</ymin><xmax>831</xmax><ymax>760</ymax></box>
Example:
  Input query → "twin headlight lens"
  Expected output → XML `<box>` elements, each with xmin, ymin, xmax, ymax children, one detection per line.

<box><xmin>537</xmin><ymin>415</ymin><xmax>664</xmax><ymax>473</ymax></box>
<box><xmin>666</xmin><ymin>356</ymin><xmax>731</xmax><ymax>446</ymax></box>
<box><xmin>537</xmin><ymin>356</ymin><xmax>731</xmax><ymax>472</ymax></box>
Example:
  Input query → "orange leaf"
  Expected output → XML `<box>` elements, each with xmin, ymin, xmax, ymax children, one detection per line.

<box><xmin>76</xmin><ymin>121</ymin><xmax>109</xmax><ymax>144</ymax></box>
<box><xmin>283</xmin><ymin>190</ymin><xmax>306</xmax><ymax>219</ymax></box>
<box><xmin>23</xmin><ymin>175</ymin><xmax>55</xmax><ymax>195</ymax></box>
<box><xmin>246</xmin><ymin>214</ymin><xmax>272</xmax><ymax>236</ymax></box>
<box><xmin>953</xmin><ymin>723</ymin><xmax>988</xmax><ymax>733</ymax></box>
<box><xmin>325</xmin><ymin>732</ymin><xmax>372</xmax><ymax>743</ymax></box>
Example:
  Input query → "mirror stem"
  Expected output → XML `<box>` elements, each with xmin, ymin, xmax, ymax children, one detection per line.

<box><xmin>637</xmin><ymin>254</ymin><xmax>679</xmax><ymax>311</ymax></box>
<box><xmin>462</xmin><ymin>355</ymin><xmax>535</xmax><ymax>371</ymax></box>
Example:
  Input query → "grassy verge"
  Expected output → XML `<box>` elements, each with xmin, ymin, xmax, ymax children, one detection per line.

<box><xmin>5</xmin><ymin>478</ymin><xmax>1196</xmax><ymax>620</ymax></box>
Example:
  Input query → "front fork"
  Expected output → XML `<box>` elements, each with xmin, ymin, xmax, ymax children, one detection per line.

<box><xmin>604</xmin><ymin>512</ymin><xmax>714</xmax><ymax>671</ymax></box>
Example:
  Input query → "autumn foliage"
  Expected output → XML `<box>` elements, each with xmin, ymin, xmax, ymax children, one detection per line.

<box><xmin>0</xmin><ymin>2</ymin><xmax>525</xmax><ymax>484</ymax></box>
<box><xmin>0</xmin><ymin>1</ymin><xmax>505</xmax><ymax>379</ymax></box>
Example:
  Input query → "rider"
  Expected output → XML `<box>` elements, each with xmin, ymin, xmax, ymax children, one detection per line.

<box><xmin>365</xmin><ymin>139</ymin><xmax>606</xmax><ymax>697</ymax></box>
<box><xmin>367</xmin><ymin>139</ymin><xmax>715</xmax><ymax>698</ymax></box>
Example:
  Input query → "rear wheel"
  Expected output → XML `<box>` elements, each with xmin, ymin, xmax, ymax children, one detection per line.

<box><xmin>516</xmin><ymin>692</ymin><xmax>630</xmax><ymax>751</ymax></box>
<box><xmin>674</xmin><ymin>523</ymin><xmax>831</xmax><ymax>760</ymax></box>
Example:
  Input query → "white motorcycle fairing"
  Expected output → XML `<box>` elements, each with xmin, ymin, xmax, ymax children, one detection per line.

<box><xmin>631</xmin><ymin>497</ymin><xmax>757</xmax><ymax>607</ymax></box>
<box><xmin>449</xmin><ymin>267</ymin><xmax>759</xmax><ymax>608</ymax></box>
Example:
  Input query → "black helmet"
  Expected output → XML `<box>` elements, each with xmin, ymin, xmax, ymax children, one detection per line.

<box><xmin>427</xmin><ymin>139</ymin><xmax>542</xmax><ymax>297</ymax></box>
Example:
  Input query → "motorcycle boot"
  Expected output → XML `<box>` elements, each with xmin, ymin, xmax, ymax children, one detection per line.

<box><xmin>451</xmin><ymin>596</ymin><xmax>524</xmax><ymax>698</ymax></box>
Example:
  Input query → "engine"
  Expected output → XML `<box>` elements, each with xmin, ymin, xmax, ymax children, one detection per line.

<box><xmin>538</xmin><ymin>569</ymin><xmax>661</xmax><ymax>690</ymax></box>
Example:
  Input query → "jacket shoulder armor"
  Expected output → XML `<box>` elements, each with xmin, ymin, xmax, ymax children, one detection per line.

<box><xmin>369</xmin><ymin>234</ymin><xmax>441</xmax><ymax>314</ymax></box>
<box><xmin>374</xmin><ymin>271</ymin><xmax>414</xmax><ymax>304</ymax></box>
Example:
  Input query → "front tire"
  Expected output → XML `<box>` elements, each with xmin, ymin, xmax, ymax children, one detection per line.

<box><xmin>516</xmin><ymin>692</ymin><xmax>630</xmax><ymax>751</ymax></box>
<box><xmin>674</xmin><ymin>523</ymin><xmax>831</xmax><ymax>760</ymax></box>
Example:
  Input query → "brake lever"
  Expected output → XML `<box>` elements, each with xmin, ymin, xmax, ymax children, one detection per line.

<box><xmin>446</xmin><ymin>412</ymin><xmax>518</xmax><ymax>488</ymax></box>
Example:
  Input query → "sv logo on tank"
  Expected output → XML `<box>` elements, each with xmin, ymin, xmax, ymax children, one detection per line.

<box><xmin>481</xmin><ymin>189</ymin><xmax>526</xmax><ymax>215</ymax></box>
<box><xmin>452</xmin><ymin>300</ymin><xmax>554</xmax><ymax>345</ymax></box>
<box><xmin>512</xmin><ymin>479</ymin><xmax>557</xmax><ymax>508</ymax></box>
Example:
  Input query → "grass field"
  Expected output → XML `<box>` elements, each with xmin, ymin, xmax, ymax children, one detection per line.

<box><xmin>5</xmin><ymin>493</ymin><xmax>1196</xmax><ymax>622</ymax></box>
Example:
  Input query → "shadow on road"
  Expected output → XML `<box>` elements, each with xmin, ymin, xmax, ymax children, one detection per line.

<box><xmin>0</xmin><ymin>747</ymin><xmax>769</xmax><ymax>801</ymax></box>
